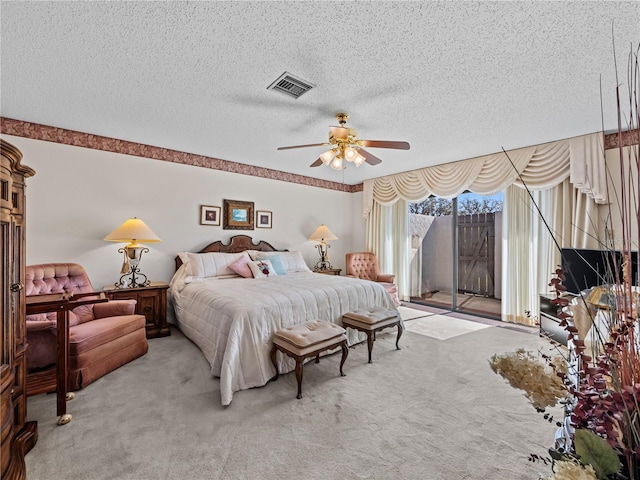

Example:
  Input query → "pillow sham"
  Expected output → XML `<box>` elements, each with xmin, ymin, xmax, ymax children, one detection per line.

<box><xmin>183</xmin><ymin>251</ymin><xmax>249</xmax><ymax>279</ymax></box>
<box><xmin>251</xmin><ymin>250</ymin><xmax>311</xmax><ymax>273</ymax></box>
<box><xmin>248</xmin><ymin>259</ymin><xmax>278</xmax><ymax>279</ymax></box>
<box><xmin>254</xmin><ymin>253</ymin><xmax>287</xmax><ymax>275</ymax></box>
<box><xmin>177</xmin><ymin>252</ymin><xmax>192</xmax><ymax>275</ymax></box>
<box><xmin>228</xmin><ymin>254</ymin><xmax>254</xmax><ymax>278</ymax></box>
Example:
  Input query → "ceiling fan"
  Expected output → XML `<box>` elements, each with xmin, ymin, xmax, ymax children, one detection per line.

<box><xmin>277</xmin><ymin>113</ymin><xmax>410</xmax><ymax>170</ymax></box>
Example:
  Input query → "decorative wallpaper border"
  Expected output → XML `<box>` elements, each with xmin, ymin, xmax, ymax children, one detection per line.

<box><xmin>603</xmin><ymin>128</ymin><xmax>640</xmax><ymax>150</ymax></box>
<box><xmin>0</xmin><ymin>117</ymin><xmax>364</xmax><ymax>194</ymax></box>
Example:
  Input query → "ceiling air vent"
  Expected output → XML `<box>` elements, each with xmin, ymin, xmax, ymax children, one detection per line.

<box><xmin>267</xmin><ymin>72</ymin><xmax>315</xmax><ymax>99</ymax></box>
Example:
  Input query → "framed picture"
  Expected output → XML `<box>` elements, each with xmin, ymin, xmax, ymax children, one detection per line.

<box><xmin>200</xmin><ymin>205</ymin><xmax>221</xmax><ymax>226</ymax></box>
<box><xmin>256</xmin><ymin>210</ymin><xmax>272</xmax><ymax>229</ymax></box>
<box><xmin>223</xmin><ymin>199</ymin><xmax>254</xmax><ymax>230</ymax></box>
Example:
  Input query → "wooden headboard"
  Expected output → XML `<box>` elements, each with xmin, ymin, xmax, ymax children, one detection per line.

<box><xmin>175</xmin><ymin>235</ymin><xmax>283</xmax><ymax>270</ymax></box>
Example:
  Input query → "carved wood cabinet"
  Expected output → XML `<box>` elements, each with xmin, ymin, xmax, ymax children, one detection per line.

<box><xmin>1</xmin><ymin>139</ymin><xmax>37</xmax><ymax>479</ymax></box>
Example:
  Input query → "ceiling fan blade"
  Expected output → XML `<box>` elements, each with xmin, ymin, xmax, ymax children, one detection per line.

<box><xmin>359</xmin><ymin>149</ymin><xmax>383</xmax><ymax>166</ymax></box>
<box><xmin>310</xmin><ymin>158</ymin><xmax>323</xmax><ymax>167</ymax></box>
<box><xmin>277</xmin><ymin>143</ymin><xmax>328</xmax><ymax>150</ymax></box>
<box><xmin>359</xmin><ymin>140</ymin><xmax>410</xmax><ymax>150</ymax></box>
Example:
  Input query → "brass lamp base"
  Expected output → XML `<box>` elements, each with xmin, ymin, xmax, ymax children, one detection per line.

<box><xmin>115</xmin><ymin>245</ymin><xmax>150</xmax><ymax>288</ymax></box>
<box><xmin>314</xmin><ymin>243</ymin><xmax>333</xmax><ymax>270</ymax></box>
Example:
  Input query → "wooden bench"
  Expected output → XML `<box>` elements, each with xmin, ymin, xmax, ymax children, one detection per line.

<box><xmin>270</xmin><ymin>321</ymin><xmax>348</xmax><ymax>399</ymax></box>
<box><xmin>342</xmin><ymin>307</ymin><xmax>403</xmax><ymax>363</ymax></box>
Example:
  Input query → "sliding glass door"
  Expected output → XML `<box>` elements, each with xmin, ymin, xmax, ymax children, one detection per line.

<box><xmin>409</xmin><ymin>197</ymin><xmax>455</xmax><ymax>310</ymax></box>
<box><xmin>408</xmin><ymin>192</ymin><xmax>503</xmax><ymax>319</ymax></box>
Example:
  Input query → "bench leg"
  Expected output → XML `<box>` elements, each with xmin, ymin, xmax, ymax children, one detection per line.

<box><xmin>396</xmin><ymin>321</ymin><xmax>404</xmax><ymax>350</ymax></box>
<box><xmin>366</xmin><ymin>332</ymin><xmax>374</xmax><ymax>363</ymax></box>
<box><xmin>295</xmin><ymin>358</ymin><xmax>304</xmax><ymax>399</ymax></box>
<box><xmin>270</xmin><ymin>345</ymin><xmax>279</xmax><ymax>381</ymax></box>
<box><xmin>339</xmin><ymin>341</ymin><xmax>348</xmax><ymax>376</ymax></box>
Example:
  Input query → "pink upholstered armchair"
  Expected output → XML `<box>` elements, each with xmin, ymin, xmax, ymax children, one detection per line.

<box><xmin>25</xmin><ymin>263</ymin><xmax>148</xmax><ymax>393</ymax></box>
<box><xmin>345</xmin><ymin>252</ymin><xmax>400</xmax><ymax>306</ymax></box>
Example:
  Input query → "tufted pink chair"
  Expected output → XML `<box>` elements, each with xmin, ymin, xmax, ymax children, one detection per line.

<box><xmin>345</xmin><ymin>252</ymin><xmax>400</xmax><ymax>306</ymax></box>
<box><xmin>25</xmin><ymin>263</ymin><xmax>148</xmax><ymax>392</ymax></box>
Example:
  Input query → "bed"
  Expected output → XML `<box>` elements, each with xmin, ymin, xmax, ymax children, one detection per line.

<box><xmin>168</xmin><ymin>235</ymin><xmax>399</xmax><ymax>405</ymax></box>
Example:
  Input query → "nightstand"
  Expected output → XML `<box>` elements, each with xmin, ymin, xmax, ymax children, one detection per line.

<box><xmin>314</xmin><ymin>268</ymin><xmax>342</xmax><ymax>276</ymax></box>
<box><xmin>103</xmin><ymin>282</ymin><xmax>170</xmax><ymax>338</ymax></box>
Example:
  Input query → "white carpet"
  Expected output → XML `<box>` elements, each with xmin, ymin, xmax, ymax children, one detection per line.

<box><xmin>26</xmin><ymin>324</ymin><xmax>556</xmax><ymax>480</ymax></box>
<box><xmin>397</xmin><ymin>305</ymin><xmax>431</xmax><ymax>321</ymax></box>
<box><xmin>400</xmin><ymin>307</ymin><xmax>492</xmax><ymax>340</ymax></box>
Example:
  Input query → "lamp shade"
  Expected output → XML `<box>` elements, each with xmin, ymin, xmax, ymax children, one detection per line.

<box><xmin>330</xmin><ymin>157</ymin><xmax>343</xmax><ymax>170</ymax></box>
<box><xmin>104</xmin><ymin>218</ymin><xmax>162</xmax><ymax>244</ymax></box>
<box><xmin>320</xmin><ymin>149</ymin><xmax>336</xmax><ymax>165</ymax></box>
<box><xmin>308</xmin><ymin>224</ymin><xmax>338</xmax><ymax>242</ymax></box>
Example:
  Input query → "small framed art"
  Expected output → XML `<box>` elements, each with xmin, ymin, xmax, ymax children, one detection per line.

<box><xmin>200</xmin><ymin>205</ymin><xmax>221</xmax><ymax>226</ymax></box>
<box><xmin>256</xmin><ymin>210</ymin><xmax>272</xmax><ymax>229</ymax></box>
<box><xmin>223</xmin><ymin>199</ymin><xmax>254</xmax><ymax>230</ymax></box>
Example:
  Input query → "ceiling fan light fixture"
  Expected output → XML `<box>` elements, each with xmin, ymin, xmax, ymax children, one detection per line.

<box><xmin>320</xmin><ymin>149</ymin><xmax>336</xmax><ymax>165</ymax></box>
<box><xmin>276</xmin><ymin>113</ymin><xmax>410</xmax><ymax>170</ymax></box>
<box><xmin>330</xmin><ymin>157</ymin><xmax>343</xmax><ymax>170</ymax></box>
<box><xmin>353</xmin><ymin>152</ymin><xmax>366</xmax><ymax>167</ymax></box>
<box><xmin>344</xmin><ymin>147</ymin><xmax>358</xmax><ymax>162</ymax></box>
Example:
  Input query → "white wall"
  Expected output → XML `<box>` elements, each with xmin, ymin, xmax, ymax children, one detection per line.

<box><xmin>349</xmin><ymin>190</ymin><xmax>366</xmax><ymax>255</ymax></box>
<box><xmin>3</xmin><ymin>134</ymin><xmax>366</xmax><ymax>289</ymax></box>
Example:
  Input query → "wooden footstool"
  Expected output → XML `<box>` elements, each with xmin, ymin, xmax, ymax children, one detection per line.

<box><xmin>342</xmin><ymin>307</ymin><xmax>403</xmax><ymax>363</ymax></box>
<box><xmin>271</xmin><ymin>321</ymin><xmax>348</xmax><ymax>399</ymax></box>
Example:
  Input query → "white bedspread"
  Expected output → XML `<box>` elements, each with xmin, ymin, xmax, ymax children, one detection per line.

<box><xmin>169</xmin><ymin>271</ymin><xmax>398</xmax><ymax>405</ymax></box>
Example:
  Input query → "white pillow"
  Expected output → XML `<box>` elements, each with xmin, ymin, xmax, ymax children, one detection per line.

<box><xmin>255</xmin><ymin>253</ymin><xmax>287</xmax><ymax>275</ymax></box>
<box><xmin>248</xmin><ymin>259</ymin><xmax>278</xmax><ymax>279</ymax></box>
<box><xmin>183</xmin><ymin>251</ymin><xmax>250</xmax><ymax>279</ymax></box>
<box><xmin>177</xmin><ymin>252</ymin><xmax>192</xmax><ymax>274</ymax></box>
<box><xmin>250</xmin><ymin>251</ymin><xmax>311</xmax><ymax>273</ymax></box>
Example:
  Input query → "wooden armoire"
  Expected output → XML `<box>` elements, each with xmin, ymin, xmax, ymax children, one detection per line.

<box><xmin>1</xmin><ymin>138</ymin><xmax>37</xmax><ymax>479</ymax></box>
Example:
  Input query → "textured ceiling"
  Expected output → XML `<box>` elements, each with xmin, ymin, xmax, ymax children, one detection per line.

<box><xmin>1</xmin><ymin>1</ymin><xmax>638</xmax><ymax>185</ymax></box>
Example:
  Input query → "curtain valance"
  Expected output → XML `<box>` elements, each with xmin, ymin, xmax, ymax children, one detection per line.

<box><xmin>363</xmin><ymin>132</ymin><xmax>605</xmax><ymax>218</ymax></box>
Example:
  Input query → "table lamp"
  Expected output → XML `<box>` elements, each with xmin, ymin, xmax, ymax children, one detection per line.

<box><xmin>104</xmin><ymin>217</ymin><xmax>161</xmax><ymax>288</ymax></box>
<box><xmin>308</xmin><ymin>224</ymin><xmax>338</xmax><ymax>271</ymax></box>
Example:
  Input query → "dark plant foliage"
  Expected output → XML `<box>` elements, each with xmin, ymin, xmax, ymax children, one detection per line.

<box><xmin>529</xmin><ymin>453</ymin><xmax>552</xmax><ymax>465</ymax></box>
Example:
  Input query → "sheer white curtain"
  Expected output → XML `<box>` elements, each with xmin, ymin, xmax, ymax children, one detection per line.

<box><xmin>502</xmin><ymin>180</ymin><xmax>601</xmax><ymax>325</ymax></box>
<box><xmin>554</xmin><ymin>179</ymin><xmax>602</xmax><ymax>249</ymax></box>
<box><xmin>365</xmin><ymin>199</ymin><xmax>410</xmax><ymax>302</ymax></box>
<box><xmin>502</xmin><ymin>186</ymin><xmax>538</xmax><ymax>325</ymax></box>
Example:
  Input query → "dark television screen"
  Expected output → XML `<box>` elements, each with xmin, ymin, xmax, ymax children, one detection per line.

<box><xmin>560</xmin><ymin>248</ymin><xmax>638</xmax><ymax>294</ymax></box>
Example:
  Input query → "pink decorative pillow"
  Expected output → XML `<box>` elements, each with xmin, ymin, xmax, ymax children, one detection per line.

<box><xmin>228</xmin><ymin>254</ymin><xmax>254</xmax><ymax>278</ymax></box>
